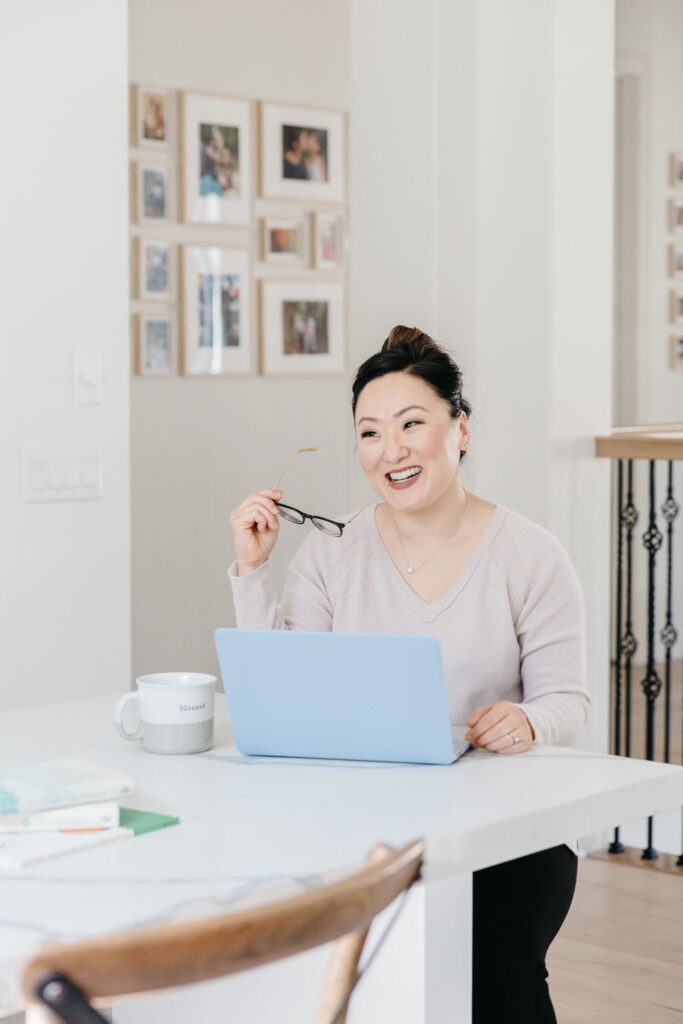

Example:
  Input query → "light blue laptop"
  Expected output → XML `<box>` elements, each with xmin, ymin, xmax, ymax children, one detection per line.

<box><xmin>213</xmin><ymin>629</ymin><xmax>470</xmax><ymax>765</ymax></box>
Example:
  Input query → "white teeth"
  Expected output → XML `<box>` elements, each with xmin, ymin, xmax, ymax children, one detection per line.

<box><xmin>388</xmin><ymin>467</ymin><xmax>421</xmax><ymax>482</ymax></box>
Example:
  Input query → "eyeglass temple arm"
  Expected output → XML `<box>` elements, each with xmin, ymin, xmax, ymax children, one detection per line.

<box><xmin>343</xmin><ymin>499</ymin><xmax>375</xmax><ymax>527</ymax></box>
<box><xmin>275</xmin><ymin>447</ymin><xmax>319</xmax><ymax>490</ymax></box>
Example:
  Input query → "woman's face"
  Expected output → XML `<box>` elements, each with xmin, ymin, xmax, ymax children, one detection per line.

<box><xmin>354</xmin><ymin>371</ymin><xmax>469</xmax><ymax>513</ymax></box>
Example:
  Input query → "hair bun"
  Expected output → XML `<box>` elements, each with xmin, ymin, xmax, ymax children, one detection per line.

<box><xmin>382</xmin><ymin>325</ymin><xmax>436</xmax><ymax>355</ymax></box>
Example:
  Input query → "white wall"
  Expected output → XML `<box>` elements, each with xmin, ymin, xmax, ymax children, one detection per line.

<box><xmin>129</xmin><ymin>0</ymin><xmax>350</xmax><ymax>679</ymax></box>
<box><xmin>350</xmin><ymin>0</ymin><xmax>615</xmax><ymax>756</ymax></box>
<box><xmin>0</xmin><ymin>2</ymin><xmax>130</xmax><ymax>712</ymax></box>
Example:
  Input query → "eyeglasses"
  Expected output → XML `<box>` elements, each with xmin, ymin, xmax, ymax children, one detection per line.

<box><xmin>274</xmin><ymin>448</ymin><xmax>368</xmax><ymax>538</ymax></box>
<box><xmin>275</xmin><ymin>502</ymin><xmax>347</xmax><ymax>537</ymax></box>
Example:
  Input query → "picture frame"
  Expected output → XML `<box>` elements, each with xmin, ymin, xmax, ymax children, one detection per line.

<box><xmin>669</xmin><ymin>198</ymin><xmax>683</xmax><ymax>234</ymax></box>
<box><xmin>670</xmin><ymin>335</ymin><xmax>683</xmax><ymax>371</ymax></box>
<box><xmin>135</xmin><ymin>85</ymin><xmax>171</xmax><ymax>148</ymax></box>
<box><xmin>181</xmin><ymin>92</ymin><xmax>253</xmax><ymax>225</ymax></box>
<box><xmin>670</xmin><ymin>289</ymin><xmax>683</xmax><ymax>325</ymax></box>
<box><xmin>670</xmin><ymin>152</ymin><xmax>683</xmax><ymax>190</ymax></box>
<box><xmin>136</xmin><ymin>163</ymin><xmax>171</xmax><ymax>224</ymax></box>
<box><xmin>668</xmin><ymin>243</ymin><xmax>683</xmax><ymax>280</ymax></box>
<box><xmin>261</xmin><ymin>102</ymin><xmax>345</xmax><ymax>202</ymax></box>
<box><xmin>313</xmin><ymin>212</ymin><xmax>344</xmax><ymax>269</ymax></box>
<box><xmin>137</xmin><ymin>314</ymin><xmax>176</xmax><ymax>376</ymax></box>
<box><xmin>261</xmin><ymin>217</ymin><xmax>306</xmax><ymax>263</ymax></box>
<box><xmin>261</xmin><ymin>280</ymin><xmax>344</xmax><ymax>375</ymax></box>
<box><xmin>138</xmin><ymin>239</ymin><xmax>173</xmax><ymax>301</ymax></box>
<box><xmin>182</xmin><ymin>246</ymin><xmax>252</xmax><ymax>375</ymax></box>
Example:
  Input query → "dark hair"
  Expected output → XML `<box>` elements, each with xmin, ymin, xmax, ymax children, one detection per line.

<box><xmin>351</xmin><ymin>325</ymin><xmax>472</xmax><ymax>427</ymax></box>
<box><xmin>283</xmin><ymin>125</ymin><xmax>303</xmax><ymax>151</ymax></box>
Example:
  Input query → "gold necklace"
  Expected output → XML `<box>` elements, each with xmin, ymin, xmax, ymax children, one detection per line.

<box><xmin>392</xmin><ymin>493</ymin><xmax>468</xmax><ymax>575</ymax></box>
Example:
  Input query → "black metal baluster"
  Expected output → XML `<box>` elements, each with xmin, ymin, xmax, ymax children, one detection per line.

<box><xmin>660</xmin><ymin>462</ymin><xmax>679</xmax><ymax>767</ymax></box>
<box><xmin>609</xmin><ymin>460</ymin><xmax>625</xmax><ymax>854</ymax></box>
<box><xmin>622</xmin><ymin>460</ymin><xmax>638</xmax><ymax>760</ymax></box>
<box><xmin>640</xmin><ymin>460</ymin><xmax>663</xmax><ymax>860</ymax></box>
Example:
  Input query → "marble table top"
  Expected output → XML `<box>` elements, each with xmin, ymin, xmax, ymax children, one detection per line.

<box><xmin>1</xmin><ymin>692</ymin><xmax>682</xmax><ymax>1012</ymax></box>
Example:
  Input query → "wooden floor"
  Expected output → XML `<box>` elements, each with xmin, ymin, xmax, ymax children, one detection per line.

<box><xmin>548</xmin><ymin>853</ymin><xmax>683</xmax><ymax>1024</ymax></box>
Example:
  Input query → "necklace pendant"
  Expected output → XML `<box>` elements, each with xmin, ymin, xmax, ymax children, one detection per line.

<box><xmin>406</xmin><ymin>566</ymin><xmax>415</xmax><ymax>574</ymax></box>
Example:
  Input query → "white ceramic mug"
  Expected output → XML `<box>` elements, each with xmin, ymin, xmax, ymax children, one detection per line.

<box><xmin>114</xmin><ymin>673</ymin><xmax>216</xmax><ymax>754</ymax></box>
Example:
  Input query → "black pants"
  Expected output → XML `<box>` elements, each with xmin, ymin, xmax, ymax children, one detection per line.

<box><xmin>472</xmin><ymin>845</ymin><xmax>578</xmax><ymax>1023</ymax></box>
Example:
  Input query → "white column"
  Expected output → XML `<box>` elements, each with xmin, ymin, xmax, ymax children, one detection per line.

<box><xmin>350</xmin><ymin>0</ymin><xmax>615</xmax><ymax>755</ymax></box>
<box><xmin>0</xmin><ymin>0</ymin><xmax>130</xmax><ymax>711</ymax></box>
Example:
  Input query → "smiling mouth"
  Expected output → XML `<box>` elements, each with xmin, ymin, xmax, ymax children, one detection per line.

<box><xmin>386</xmin><ymin>466</ymin><xmax>422</xmax><ymax>484</ymax></box>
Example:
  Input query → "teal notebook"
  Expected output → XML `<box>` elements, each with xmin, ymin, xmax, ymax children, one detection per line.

<box><xmin>119</xmin><ymin>807</ymin><xmax>179</xmax><ymax>834</ymax></box>
<box><xmin>0</xmin><ymin>757</ymin><xmax>135</xmax><ymax>815</ymax></box>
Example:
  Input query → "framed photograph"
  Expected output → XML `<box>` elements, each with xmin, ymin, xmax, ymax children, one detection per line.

<box><xmin>670</xmin><ymin>289</ymin><xmax>683</xmax><ymax>325</ymax></box>
<box><xmin>261</xmin><ymin>102</ymin><xmax>345</xmax><ymax>202</ymax></box>
<box><xmin>669</xmin><ymin>244</ymin><xmax>683</xmax><ymax>279</ymax></box>
<box><xmin>261</xmin><ymin>217</ymin><xmax>305</xmax><ymax>263</ymax></box>
<box><xmin>670</xmin><ymin>335</ymin><xmax>683</xmax><ymax>371</ymax></box>
<box><xmin>182</xmin><ymin>247</ymin><xmax>252</xmax><ymax>375</ymax></box>
<box><xmin>138</xmin><ymin>239</ymin><xmax>173</xmax><ymax>300</ymax></box>
<box><xmin>137</xmin><ymin>315</ymin><xmax>176</xmax><ymax>375</ymax></box>
<box><xmin>261</xmin><ymin>280</ymin><xmax>344</xmax><ymax>375</ymax></box>
<box><xmin>182</xmin><ymin>93</ymin><xmax>252</xmax><ymax>225</ymax></box>
<box><xmin>136</xmin><ymin>163</ymin><xmax>171</xmax><ymax>223</ymax></box>
<box><xmin>313</xmin><ymin>212</ymin><xmax>343</xmax><ymax>269</ymax></box>
<box><xmin>135</xmin><ymin>85</ymin><xmax>170</xmax><ymax>147</ymax></box>
<box><xmin>670</xmin><ymin>152</ymin><xmax>683</xmax><ymax>189</ymax></box>
<box><xmin>669</xmin><ymin>198</ymin><xmax>683</xmax><ymax>233</ymax></box>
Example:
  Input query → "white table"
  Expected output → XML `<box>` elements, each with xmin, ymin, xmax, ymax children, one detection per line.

<box><xmin>1</xmin><ymin>694</ymin><xmax>682</xmax><ymax>1023</ymax></box>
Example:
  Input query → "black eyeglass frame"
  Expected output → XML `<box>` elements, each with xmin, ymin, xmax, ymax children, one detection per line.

<box><xmin>275</xmin><ymin>502</ymin><xmax>347</xmax><ymax>537</ymax></box>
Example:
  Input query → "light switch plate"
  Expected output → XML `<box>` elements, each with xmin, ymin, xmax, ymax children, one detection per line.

<box><xmin>74</xmin><ymin>351</ymin><xmax>102</xmax><ymax>405</ymax></box>
<box><xmin>23</xmin><ymin>446</ymin><xmax>102</xmax><ymax>502</ymax></box>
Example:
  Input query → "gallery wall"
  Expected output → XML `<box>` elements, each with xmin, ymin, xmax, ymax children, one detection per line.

<box><xmin>0</xmin><ymin>1</ymin><xmax>130</xmax><ymax>712</ymax></box>
<box><xmin>616</xmin><ymin>0</ymin><xmax>683</xmax><ymax>425</ymax></box>
<box><xmin>128</xmin><ymin>0</ymin><xmax>351</xmax><ymax>679</ymax></box>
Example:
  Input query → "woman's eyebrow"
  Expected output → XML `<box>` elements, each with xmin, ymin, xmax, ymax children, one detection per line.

<box><xmin>357</xmin><ymin>405</ymin><xmax>428</xmax><ymax>426</ymax></box>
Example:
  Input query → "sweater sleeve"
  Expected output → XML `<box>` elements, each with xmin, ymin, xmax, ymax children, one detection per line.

<box><xmin>228</xmin><ymin>533</ymin><xmax>333</xmax><ymax>631</ymax></box>
<box><xmin>512</xmin><ymin>532</ymin><xmax>591</xmax><ymax>747</ymax></box>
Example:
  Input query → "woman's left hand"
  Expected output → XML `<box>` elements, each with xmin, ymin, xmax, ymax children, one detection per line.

<box><xmin>465</xmin><ymin>701</ymin><xmax>535</xmax><ymax>754</ymax></box>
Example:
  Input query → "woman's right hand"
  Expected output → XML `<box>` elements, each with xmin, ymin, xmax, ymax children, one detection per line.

<box><xmin>229</xmin><ymin>489</ymin><xmax>283</xmax><ymax>576</ymax></box>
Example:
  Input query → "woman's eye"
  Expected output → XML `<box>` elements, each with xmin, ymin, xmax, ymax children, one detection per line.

<box><xmin>404</xmin><ymin>420</ymin><xmax>422</xmax><ymax>429</ymax></box>
<box><xmin>360</xmin><ymin>430</ymin><xmax>378</xmax><ymax>439</ymax></box>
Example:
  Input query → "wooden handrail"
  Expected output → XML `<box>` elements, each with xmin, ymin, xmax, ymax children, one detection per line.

<box><xmin>595</xmin><ymin>424</ymin><xmax>683</xmax><ymax>461</ymax></box>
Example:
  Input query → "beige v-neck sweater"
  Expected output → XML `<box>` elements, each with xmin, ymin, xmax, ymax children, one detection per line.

<box><xmin>229</xmin><ymin>504</ymin><xmax>590</xmax><ymax>748</ymax></box>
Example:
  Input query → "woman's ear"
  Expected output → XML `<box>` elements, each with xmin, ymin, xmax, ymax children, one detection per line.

<box><xmin>458</xmin><ymin>412</ymin><xmax>471</xmax><ymax>452</ymax></box>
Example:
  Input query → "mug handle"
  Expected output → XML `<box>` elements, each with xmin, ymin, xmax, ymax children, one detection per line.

<box><xmin>114</xmin><ymin>691</ymin><xmax>144</xmax><ymax>741</ymax></box>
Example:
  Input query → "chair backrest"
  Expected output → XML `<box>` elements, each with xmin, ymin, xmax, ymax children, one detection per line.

<box><xmin>22</xmin><ymin>838</ymin><xmax>424</xmax><ymax>1024</ymax></box>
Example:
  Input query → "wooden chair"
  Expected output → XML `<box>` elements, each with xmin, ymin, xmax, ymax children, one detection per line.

<box><xmin>22</xmin><ymin>838</ymin><xmax>424</xmax><ymax>1024</ymax></box>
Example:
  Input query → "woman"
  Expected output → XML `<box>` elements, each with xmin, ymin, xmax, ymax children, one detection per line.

<box><xmin>303</xmin><ymin>129</ymin><xmax>328</xmax><ymax>182</ymax></box>
<box><xmin>229</xmin><ymin>325</ymin><xmax>589</xmax><ymax>1023</ymax></box>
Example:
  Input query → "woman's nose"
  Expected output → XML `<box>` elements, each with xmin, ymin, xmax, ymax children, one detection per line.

<box><xmin>382</xmin><ymin>434</ymin><xmax>409</xmax><ymax>463</ymax></box>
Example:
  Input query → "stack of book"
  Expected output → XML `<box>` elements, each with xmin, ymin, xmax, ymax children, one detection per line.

<box><xmin>0</xmin><ymin>756</ymin><xmax>178</xmax><ymax>868</ymax></box>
